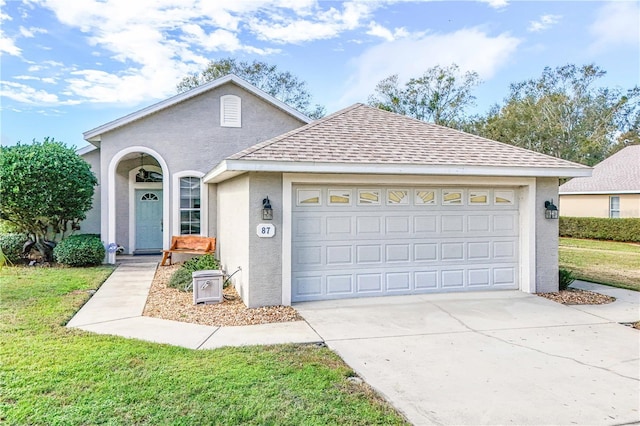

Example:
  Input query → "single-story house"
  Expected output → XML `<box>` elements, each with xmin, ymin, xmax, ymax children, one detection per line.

<box><xmin>79</xmin><ymin>74</ymin><xmax>591</xmax><ymax>307</ymax></box>
<box><xmin>559</xmin><ymin>145</ymin><xmax>640</xmax><ymax>218</ymax></box>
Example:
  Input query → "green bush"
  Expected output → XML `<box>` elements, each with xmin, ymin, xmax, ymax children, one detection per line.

<box><xmin>168</xmin><ymin>254</ymin><xmax>221</xmax><ymax>291</ymax></box>
<box><xmin>0</xmin><ymin>233</ymin><xmax>28</xmax><ymax>263</ymax></box>
<box><xmin>560</xmin><ymin>217</ymin><xmax>640</xmax><ymax>242</ymax></box>
<box><xmin>559</xmin><ymin>269</ymin><xmax>575</xmax><ymax>291</ymax></box>
<box><xmin>53</xmin><ymin>235</ymin><xmax>105</xmax><ymax>267</ymax></box>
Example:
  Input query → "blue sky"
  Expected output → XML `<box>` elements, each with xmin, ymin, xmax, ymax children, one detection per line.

<box><xmin>1</xmin><ymin>0</ymin><xmax>638</xmax><ymax>149</ymax></box>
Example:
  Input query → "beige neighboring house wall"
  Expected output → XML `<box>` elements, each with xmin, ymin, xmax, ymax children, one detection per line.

<box><xmin>559</xmin><ymin>145</ymin><xmax>640</xmax><ymax>218</ymax></box>
<box><xmin>560</xmin><ymin>193</ymin><xmax>640</xmax><ymax>218</ymax></box>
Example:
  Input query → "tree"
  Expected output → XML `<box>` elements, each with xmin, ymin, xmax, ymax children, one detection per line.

<box><xmin>473</xmin><ymin>64</ymin><xmax>639</xmax><ymax>165</ymax></box>
<box><xmin>177</xmin><ymin>58</ymin><xmax>325</xmax><ymax>119</ymax></box>
<box><xmin>0</xmin><ymin>138</ymin><xmax>97</xmax><ymax>261</ymax></box>
<box><xmin>368</xmin><ymin>64</ymin><xmax>481</xmax><ymax>127</ymax></box>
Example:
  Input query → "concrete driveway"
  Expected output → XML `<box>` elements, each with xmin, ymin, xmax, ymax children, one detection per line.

<box><xmin>295</xmin><ymin>290</ymin><xmax>640</xmax><ymax>425</ymax></box>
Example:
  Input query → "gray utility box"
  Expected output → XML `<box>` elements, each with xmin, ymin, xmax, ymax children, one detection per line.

<box><xmin>192</xmin><ymin>270</ymin><xmax>224</xmax><ymax>305</ymax></box>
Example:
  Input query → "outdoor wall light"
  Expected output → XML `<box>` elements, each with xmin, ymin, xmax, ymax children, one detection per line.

<box><xmin>262</xmin><ymin>197</ymin><xmax>273</xmax><ymax>220</ymax></box>
<box><xmin>544</xmin><ymin>199</ymin><xmax>559</xmax><ymax>219</ymax></box>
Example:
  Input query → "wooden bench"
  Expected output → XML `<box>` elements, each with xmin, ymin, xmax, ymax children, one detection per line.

<box><xmin>161</xmin><ymin>236</ymin><xmax>216</xmax><ymax>266</ymax></box>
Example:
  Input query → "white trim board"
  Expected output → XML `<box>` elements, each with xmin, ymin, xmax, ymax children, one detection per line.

<box><xmin>205</xmin><ymin>159</ymin><xmax>591</xmax><ymax>184</ymax></box>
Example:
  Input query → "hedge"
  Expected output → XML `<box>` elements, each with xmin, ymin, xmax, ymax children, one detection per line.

<box><xmin>0</xmin><ymin>233</ymin><xmax>28</xmax><ymax>263</ymax></box>
<box><xmin>54</xmin><ymin>234</ymin><xmax>105</xmax><ymax>267</ymax></box>
<box><xmin>559</xmin><ymin>217</ymin><xmax>640</xmax><ymax>242</ymax></box>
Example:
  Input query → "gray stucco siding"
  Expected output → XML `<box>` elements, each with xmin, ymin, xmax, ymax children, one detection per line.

<box><xmin>535</xmin><ymin>177</ymin><xmax>560</xmax><ymax>293</ymax></box>
<box><xmin>246</xmin><ymin>173</ymin><xmax>283</xmax><ymax>307</ymax></box>
<box><xmin>79</xmin><ymin>148</ymin><xmax>102</xmax><ymax>235</ymax></box>
<box><xmin>94</xmin><ymin>81</ymin><xmax>305</xmax><ymax>254</ymax></box>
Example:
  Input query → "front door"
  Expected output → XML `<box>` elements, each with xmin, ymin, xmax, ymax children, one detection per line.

<box><xmin>135</xmin><ymin>189</ymin><xmax>163</xmax><ymax>252</ymax></box>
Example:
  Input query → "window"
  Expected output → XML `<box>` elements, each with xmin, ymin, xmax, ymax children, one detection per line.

<box><xmin>610</xmin><ymin>196</ymin><xmax>620</xmax><ymax>218</ymax></box>
<box><xmin>180</xmin><ymin>177</ymin><xmax>201</xmax><ymax>234</ymax></box>
<box><xmin>220</xmin><ymin>95</ymin><xmax>241</xmax><ymax>127</ymax></box>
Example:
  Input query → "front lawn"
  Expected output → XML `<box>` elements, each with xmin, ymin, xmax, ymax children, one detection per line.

<box><xmin>559</xmin><ymin>238</ymin><xmax>640</xmax><ymax>291</ymax></box>
<box><xmin>0</xmin><ymin>266</ymin><xmax>406</xmax><ymax>425</ymax></box>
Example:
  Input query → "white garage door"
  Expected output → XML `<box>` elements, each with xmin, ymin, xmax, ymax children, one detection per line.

<box><xmin>291</xmin><ymin>185</ymin><xmax>519</xmax><ymax>302</ymax></box>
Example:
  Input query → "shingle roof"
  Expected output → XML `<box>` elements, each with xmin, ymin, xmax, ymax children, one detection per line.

<box><xmin>560</xmin><ymin>145</ymin><xmax>640</xmax><ymax>193</ymax></box>
<box><xmin>228</xmin><ymin>103</ymin><xmax>589</xmax><ymax>170</ymax></box>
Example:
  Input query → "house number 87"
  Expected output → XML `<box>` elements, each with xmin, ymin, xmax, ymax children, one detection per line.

<box><xmin>257</xmin><ymin>224</ymin><xmax>275</xmax><ymax>238</ymax></box>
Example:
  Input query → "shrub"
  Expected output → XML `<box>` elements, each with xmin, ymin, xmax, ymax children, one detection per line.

<box><xmin>53</xmin><ymin>234</ymin><xmax>105</xmax><ymax>267</ymax></box>
<box><xmin>559</xmin><ymin>217</ymin><xmax>640</xmax><ymax>242</ymax></box>
<box><xmin>559</xmin><ymin>269</ymin><xmax>575</xmax><ymax>291</ymax></box>
<box><xmin>0</xmin><ymin>233</ymin><xmax>28</xmax><ymax>264</ymax></box>
<box><xmin>168</xmin><ymin>254</ymin><xmax>221</xmax><ymax>291</ymax></box>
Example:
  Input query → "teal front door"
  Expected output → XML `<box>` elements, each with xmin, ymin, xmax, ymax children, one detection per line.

<box><xmin>135</xmin><ymin>189</ymin><xmax>163</xmax><ymax>252</ymax></box>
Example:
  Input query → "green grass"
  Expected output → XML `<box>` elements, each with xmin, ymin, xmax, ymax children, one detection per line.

<box><xmin>0</xmin><ymin>266</ymin><xmax>407</xmax><ymax>425</ymax></box>
<box><xmin>559</xmin><ymin>238</ymin><xmax>640</xmax><ymax>291</ymax></box>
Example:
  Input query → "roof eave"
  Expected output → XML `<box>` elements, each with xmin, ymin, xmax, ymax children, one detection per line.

<box><xmin>559</xmin><ymin>189</ymin><xmax>640</xmax><ymax>195</ymax></box>
<box><xmin>204</xmin><ymin>160</ymin><xmax>593</xmax><ymax>184</ymax></box>
<box><xmin>82</xmin><ymin>74</ymin><xmax>311</xmax><ymax>142</ymax></box>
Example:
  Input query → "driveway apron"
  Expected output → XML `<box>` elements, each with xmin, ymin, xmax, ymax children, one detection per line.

<box><xmin>295</xmin><ymin>291</ymin><xmax>640</xmax><ymax>426</ymax></box>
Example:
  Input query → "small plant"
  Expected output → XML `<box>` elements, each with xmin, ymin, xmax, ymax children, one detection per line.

<box><xmin>168</xmin><ymin>254</ymin><xmax>220</xmax><ymax>291</ymax></box>
<box><xmin>0</xmin><ymin>233</ymin><xmax>28</xmax><ymax>264</ymax></box>
<box><xmin>54</xmin><ymin>234</ymin><xmax>105</xmax><ymax>267</ymax></box>
<box><xmin>559</xmin><ymin>268</ymin><xmax>575</xmax><ymax>291</ymax></box>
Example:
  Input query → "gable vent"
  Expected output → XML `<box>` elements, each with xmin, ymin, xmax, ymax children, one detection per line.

<box><xmin>220</xmin><ymin>95</ymin><xmax>241</xmax><ymax>128</ymax></box>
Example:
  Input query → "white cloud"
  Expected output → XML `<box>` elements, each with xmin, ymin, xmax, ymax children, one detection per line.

<box><xmin>0</xmin><ymin>80</ymin><xmax>60</xmax><ymax>104</ymax></box>
<box><xmin>528</xmin><ymin>14</ymin><xmax>561</xmax><ymax>32</ymax></box>
<box><xmin>478</xmin><ymin>0</ymin><xmax>509</xmax><ymax>9</ymax></box>
<box><xmin>19</xmin><ymin>26</ymin><xmax>48</xmax><ymax>37</ymax></box>
<box><xmin>366</xmin><ymin>22</ymin><xmax>409</xmax><ymax>42</ymax></box>
<box><xmin>590</xmin><ymin>1</ymin><xmax>640</xmax><ymax>52</ymax></box>
<box><xmin>338</xmin><ymin>28</ymin><xmax>521</xmax><ymax>107</ymax></box>
<box><xmin>0</xmin><ymin>34</ymin><xmax>21</xmax><ymax>56</ymax></box>
<box><xmin>248</xmin><ymin>1</ymin><xmax>377</xmax><ymax>44</ymax></box>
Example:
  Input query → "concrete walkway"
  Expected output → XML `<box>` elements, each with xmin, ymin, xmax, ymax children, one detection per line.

<box><xmin>66</xmin><ymin>261</ymin><xmax>322</xmax><ymax>349</ymax></box>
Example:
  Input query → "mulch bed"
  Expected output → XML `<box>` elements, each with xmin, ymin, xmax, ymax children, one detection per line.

<box><xmin>537</xmin><ymin>288</ymin><xmax>615</xmax><ymax>305</ymax></box>
<box><xmin>143</xmin><ymin>264</ymin><xmax>302</xmax><ymax>327</ymax></box>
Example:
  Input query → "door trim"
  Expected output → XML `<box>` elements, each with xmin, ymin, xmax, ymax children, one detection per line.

<box><xmin>128</xmin><ymin>166</ymin><xmax>162</xmax><ymax>254</ymax></box>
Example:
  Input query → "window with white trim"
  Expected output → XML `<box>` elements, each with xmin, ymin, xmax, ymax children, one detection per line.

<box><xmin>610</xmin><ymin>196</ymin><xmax>620</xmax><ymax>218</ymax></box>
<box><xmin>180</xmin><ymin>177</ymin><xmax>201</xmax><ymax>234</ymax></box>
<box><xmin>220</xmin><ymin>95</ymin><xmax>241</xmax><ymax>127</ymax></box>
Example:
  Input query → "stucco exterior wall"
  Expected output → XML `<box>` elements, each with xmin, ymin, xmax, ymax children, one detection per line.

<box><xmin>217</xmin><ymin>174</ymin><xmax>250</xmax><ymax>304</ymax></box>
<box><xmin>535</xmin><ymin>177</ymin><xmax>560</xmax><ymax>293</ymax></box>
<box><xmin>247</xmin><ymin>172</ymin><xmax>283</xmax><ymax>307</ymax></box>
<box><xmin>79</xmin><ymin>148</ymin><xmax>102</xmax><ymax>235</ymax></box>
<box><xmin>560</xmin><ymin>194</ymin><xmax>640</xmax><ymax>218</ymax></box>
<box><xmin>95</xmin><ymin>81</ymin><xmax>305</xmax><ymax>253</ymax></box>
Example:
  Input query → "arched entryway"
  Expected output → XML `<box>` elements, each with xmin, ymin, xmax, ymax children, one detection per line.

<box><xmin>105</xmin><ymin>147</ymin><xmax>170</xmax><ymax>263</ymax></box>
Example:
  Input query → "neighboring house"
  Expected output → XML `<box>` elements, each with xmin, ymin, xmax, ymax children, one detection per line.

<box><xmin>79</xmin><ymin>75</ymin><xmax>590</xmax><ymax>308</ymax></box>
<box><xmin>559</xmin><ymin>145</ymin><xmax>640</xmax><ymax>218</ymax></box>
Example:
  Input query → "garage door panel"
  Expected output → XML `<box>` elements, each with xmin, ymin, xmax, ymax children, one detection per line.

<box><xmin>326</xmin><ymin>216</ymin><xmax>352</xmax><ymax>235</ymax></box>
<box><xmin>326</xmin><ymin>274</ymin><xmax>353</xmax><ymax>295</ymax></box>
<box><xmin>326</xmin><ymin>245</ymin><xmax>353</xmax><ymax>265</ymax></box>
<box><xmin>357</xmin><ymin>274</ymin><xmax>383</xmax><ymax>293</ymax></box>
<box><xmin>414</xmin><ymin>243</ymin><xmax>438</xmax><ymax>261</ymax></box>
<box><xmin>386</xmin><ymin>272</ymin><xmax>411</xmax><ymax>291</ymax></box>
<box><xmin>356</xmin><ymin>216</ymin><xmax>382</xmax><ymax>234</ymax></box>
<box><xmin>414</xmin><ymin>215</ymin><xmax>437</xmax><ymax>233</ymax></box>
<box><xmin>356</xmin><ymin>244</ymin><xmax>383</xmax><ymax>263</ymax></box>
<box><xmin>441</xmin><ymin>215</ymin><xmax>464</xmax><ymax>232</ymax></box>
<box><xmin>292</xmin><ymin>185</ymin><xmax>519</xmax><ymax>302</ymax></box>
<box><xmin>386</xmin><ymin>244</ymin><xmax>411</xmax><ymax>262</ymax></box>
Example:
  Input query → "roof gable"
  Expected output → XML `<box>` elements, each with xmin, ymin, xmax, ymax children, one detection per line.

<box><xmin>205</xmin><ymin>104</ymin><xmax>591</xmax><ymax>183</ymax></box>
<box><xmin>560</xmin><ymin>145</ymin><xmax>640</xmax><ymax>193</ymax></box>
<box><xmin>83</xmin><ymin>74</ymin><xmax>311</xmax><ymax>143</ymax></box>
